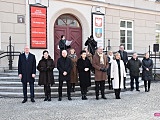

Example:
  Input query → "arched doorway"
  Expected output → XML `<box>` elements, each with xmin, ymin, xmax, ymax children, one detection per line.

<box><xmin>54</xmin><ymin>14</ymin><xmax>82</xmax><ymax>65</ymax></box>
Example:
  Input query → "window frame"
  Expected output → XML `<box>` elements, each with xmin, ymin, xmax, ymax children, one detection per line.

<box><xmin>120</xmin><ymin>19</ymin><xmax>134</xmax><ymax>52</ymax></box>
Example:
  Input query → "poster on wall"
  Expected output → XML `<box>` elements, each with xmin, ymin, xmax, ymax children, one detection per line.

<box><xmin>30</xmin><ymin>5</ymin><xmax>47</xmax><ymax>49</ymax></box>
<box><xmin>92</xmin><ymin>13</ymin><xmax>104</xmax><ymax>48</ymax></box>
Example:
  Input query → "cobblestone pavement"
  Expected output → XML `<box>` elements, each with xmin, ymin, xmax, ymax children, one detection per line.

<box><xmin>0</xmin><ymin>82</ymin><xmax>160</xmax><ymax>120</ymax></box>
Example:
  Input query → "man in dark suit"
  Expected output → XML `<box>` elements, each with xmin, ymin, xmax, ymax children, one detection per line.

<box><xmin>57</xmin><ymin>50</ymin><xmax>72</xmax><ymax>101</ymax></box>
<box><xmin>118</xmin><ymin>45</ymin><xmax>128</xmax><ymax>89</ymax></box>
<box><xmin>18</xmin><ymin>45</ymin><xmax>36</xmax><ymax>103</ymax></box>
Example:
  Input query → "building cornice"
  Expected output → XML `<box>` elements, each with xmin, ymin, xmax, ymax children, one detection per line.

<box><xmin>53</xmin><ymin>0</ymin><xmax>160</xmax><ymax>15</ymax></box>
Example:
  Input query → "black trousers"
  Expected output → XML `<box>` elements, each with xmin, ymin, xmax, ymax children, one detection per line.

<box><xmin>130</xmin><ymin>76</ymin><xmax>139</xmax><ymax>90</ymax></box>
<box><xmin>95</xmin><ymin>81</ymin><xmax>105</xmax><ymax>97</ymax></box>
<box><xmin>44</xmin><ymin>85</ymin><xmax>51</xmax><ymax>97</ymax></box>
<box><xmin>108</xmin><ymin>75</ymin><xmax>112</xmax><ymax>88</ymax></box>
<box><xmin>81</xmin><ymin>87</ymin><xmax>87</xmax><ymax>95</ymax></box>
<box><xmin>58</xmin><ymin>80</ymin><xmax>71</xmax><ymax>98</ymax></box>
<box><xmin>22</xmin><ymin>82</ymin><xmax>34</xmax><ymax>99</ymax></box>
<box><xmin>144</xmin><ymin>81</ymin><xmax>151</xmax><ymax>91</ymax></box>
<box><xmin>114</xmin><ymin>89</ymin><xmax>121</xmax><ymax>98</ymax></box>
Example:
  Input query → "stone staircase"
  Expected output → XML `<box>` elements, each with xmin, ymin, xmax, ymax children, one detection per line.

<box><xmin>0</xmin><ymin>69</ymin><xmax>144</xmax><ymax>98</ymax></box>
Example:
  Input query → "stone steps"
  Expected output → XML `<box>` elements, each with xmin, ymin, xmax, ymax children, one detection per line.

<box><xmin>0</xmin><ymin>70</ymin><xmax>144</xmax><ymax>98</ymax></box>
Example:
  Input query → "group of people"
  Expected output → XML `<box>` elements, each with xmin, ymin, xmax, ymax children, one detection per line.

<box><xmin>18</xmin><ymin>35</ymin><xmax>153</xmax><ymax>103</ymax></box>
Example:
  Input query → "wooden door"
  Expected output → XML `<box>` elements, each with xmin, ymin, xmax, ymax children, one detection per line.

<box><xmin>54</xmin><ymin>14</ymin><xmax>82</xmax><ymax>66</ymax></box>
<box><xmin>69</xmin><ymin>27</ymin><xmax>82</xmax><ymax>57</ymax></box>
<box><xmin>54</xmin><ymin>27</ymin><xmax>67</xmax><ymax>65</ymax></box>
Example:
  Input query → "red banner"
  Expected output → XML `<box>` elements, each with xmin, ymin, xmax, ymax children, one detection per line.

<box><xmin>31</xmin><ymin>18</ymin><xmax>46</xmax><ymax>28</ymax></box>
<box><xmin>31</xmin><ymin>6</ymin><xmax>46</xmax><ymax>18</ymax></box>
<box><xmin>31</xmin><ymin>28</ymin><xmax>46</xmax><ymax>38</ymax></box>
<box><xmin>31</xmin><ymin>37</ymin><xmax>46</xmax><ymax>48</ymax></box>
<box><xmin>30</xmin><ymin>5</ymin><xmax>47</xmax><ymax>49</ymax></box>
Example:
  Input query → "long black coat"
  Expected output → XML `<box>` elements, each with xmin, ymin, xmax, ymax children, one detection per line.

<box><xmin>127</xmin><ymin>57</ymin><xmax>141</xmax><ymax>76</ymax></box>
<box><xmin>77</xmin><ymin>57</ymin><xmax>92</xmax><ymax>88</ymax></box>
<box><xmin>18</xmin><ymin>53</ymin><xmax>36</xmax><ymax>83</ymax></box>
<box><xmin>142</xmin><ymin>58</ymin><xmax>153</xmax><ymax>81</ymax></box>
<box><xmin>57</xmin><ymin>57</ymin><xmax>72</xmax><ymax>81</ymax></box>
<box><xmin>37</xmin><ymin>56</ymin><xmax>55</xmax><ymax>86</ymax></box>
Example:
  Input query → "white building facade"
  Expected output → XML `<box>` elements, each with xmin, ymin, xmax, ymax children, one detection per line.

<box><xmin>0</xmin><ymin>0</ymin><xmax>160</xmax><ymax>69</ymax></box>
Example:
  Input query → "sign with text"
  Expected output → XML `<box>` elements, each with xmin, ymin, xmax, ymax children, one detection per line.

<box><xmin>92</xmin><ymin>13</ymin><xmax>104</xmax><ymax>48</ymax></box>
<box><xmin>30</xmin><ymin>5</ymin><xmax>47</xmax><ymax>49</ymax></box>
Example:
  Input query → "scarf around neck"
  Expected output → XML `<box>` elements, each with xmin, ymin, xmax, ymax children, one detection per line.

<box><xmin>97</xmin><ymin>52</ymin><xmax>104</xmax><ymax>64</ymax></box>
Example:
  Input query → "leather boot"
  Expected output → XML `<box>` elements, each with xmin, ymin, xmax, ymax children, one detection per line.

<box><xmin>48</xmin><ymin>95</ymin><xmax>51</xmax><ymax>101</ymax></box>
<box><xmin>44</xmin><ymin>96</ymin><xmax>48</xmax><ymax>101</ymax></box>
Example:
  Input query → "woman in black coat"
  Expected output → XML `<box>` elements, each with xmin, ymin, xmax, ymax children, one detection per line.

<box><xmin>59</xmin><ymin>35</ymin><xmax>71</xmax><ymax>55</ymax></box>
<box><xmin>77</xmin><ymin>50</ymin><xmax>92</xmax><ymax>100</ymax></box>
<box><xmin>37</xmin><ymin>50</ymin><xmax>55</xmax><ymax>101</ymax></box>
<box><xmin>142</xmin><ymin>52</ymin><xmax>153</xmax><ymax>92</ymax></box>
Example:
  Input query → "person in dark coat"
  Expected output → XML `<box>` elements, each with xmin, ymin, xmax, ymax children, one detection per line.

<box><xmin>127</xmin><ymin>53</ymin><xmax>142</xmax><ymax>91</ymax></box>
<box><xmin>57</xmin><ymin>50</ymin><xmax>72</xmax><ymax>101</ymax></box>
<box><xmin>85</xmin><ymin>35</ymin><xmax>97</xmax><ymax>55</ymax></box>
<box><xmin>18</xmin><ymin>45</ymin><xmax>36</xmax><ymax>103</ymax></box>
<box><xmin>107</xmin><ymin>50</ymin><xmax>114</xmax><ymax>90</ymax></box>
<box><xmin>142</xmin><ymin>52</ymin><xmax>153</xmax><ymax>92</ymax></box>
<box><xmin>118</xmin><ymin>45</ymin><xmax>128</xmax><ymax>89</ymax></box>
<box><xmin>37</xmin><ymin>50</ymin><xmax>55</xmax><ymax>101</ymax></box>
<box><xmin>77</xmin><ymin>50</ymin><xmax>92</xmax><ymax>100</ymax></box>
<box><xmin>92</xmin><ymin>46</ymin><xmax>109</xmax><ymax>100</ymax></box>
<box><xmin>68</xmin><ymin>48</ymin><xmax>78</xmax><ymax>92</ymax></box>
<box><xmin>59</xmin><ymin>35</ymin><xmax>71</xmax><ymax>55</ymax></box>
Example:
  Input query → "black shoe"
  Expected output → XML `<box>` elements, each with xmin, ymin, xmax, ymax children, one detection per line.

<box><xmin>31</xmin><ymin>98</ymin><xmax>35</xmax><ymax>103</ymax></box>
<box><xmin>102</xmin><ymin>96</ymin><xmax>107</xmax><ymax>99</ymax></box>
<box><xmin>130</xmin><ymin>89</ymin><xmax>134</xmax><ymax>91</ymax></box>
<box><xmin>22</xmin><ymin>99</ymin><xmax>27</xmax><ymax>103</ymax></box>
<box><xmin>82</xmin><ymin>95</ymin><xmax>85</xmax><ymax>100</ymax></box>
<box><xmin>136</xmin><ymin>89</ymin><xmax>140</xmax><ymax>92</ymax></box>
<box><xmin>147</xmin><ymin>89</ymin><xmax>150</xmax><ymax>92</ymax></box>
<box><xmin>96</xmin><ymin>96</ymin><xmax>99</xmax><ymax>100</ymax></box>
<box><xmin>44</xmin><ymin>96</ymin><xmax>48</xmax><ymax>101</ymax></box>
<box><xmin>58</xmin><ymin>97</ymin><xmax>62</xmax><ymax>101</ymax></box>
<box><xmin>71</xmin><ymin>88</ymin><xmax>75</xmax><ymax>92</ymax></box>
<box><xmin>116</xmin><ymin>96</ymin><xmax>121</xmax><ymax>99</ymax></box>
<box><xmin>145</xmin><ymin>89</ymin><xmax>147</xmax><ymax>92</ymax></box>
<box><xmin>84</xmin><ymin>95</ymin><xmax>88</xmax><ymax>100</ymax></box>
<box><xmin>48</xmin><ymin>97</ymin><xmax>51</xmax><ymax>101</ymax></box>
<box><xmin>68</xmin><ymin>97</ymin><xmax>72</xmax><ymax>101</ymax></box>
<box><xmin>124</xmin><ymin>87</ymin><xmax>126</xmax><ymax>90</ymax></box>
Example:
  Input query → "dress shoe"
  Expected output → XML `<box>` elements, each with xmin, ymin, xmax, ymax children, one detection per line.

<box><xmin>58</xmin><ymin>97</ymin><xmax>62</xmax><ymax>101</ymax></box>
<box><xmin>83</xmin><ymin>95</ymin><xmax>88</xmax><ymax>100</ymax></box>
<box><xmin>145</xmin><ymin>89</ymin><xmax>147</xmax><ymax>92</ymax></box>
<box><xmin>96</xmin><ymin>96</ymin><xmax>99</xmax><ymax>100</ymax></box>
<box><xmin>44</xmin><ymin>96</ymin><xmax>48</xmax><ymax>101</ymax></box>
<box><xmin>130</xmin><ymin>89</ymin><xmax>134</xmax><ymax>91</ymax></box>
<box><xmin>68</xmin><ymin>97</ymin><xmax>72</xmax><ymax>101</ymax></box>
<box><xmin>48</xmin><ymin>98</ymin><xmax>51</xmax><ymax>101</ymax></box>
<box><xmin>116</xmin><ymin>97</ymin><xmax>121</xmax><ymax>99</ymax></box>
<box><xmin>31</xmin><ymin>98</ymin><xmax>35</xmax><ymax>102</ymax></box>
<box><xmin>22</xmin><ymin>99</ymin><xmax>27</xmax><ymax>103</ymax></box>
<box><xmin>102</xmin><ymin>96</ymin><xmax>107</xmax><ymax>99</ymax></box>
<box><xmin>136</xmin><ymin>89</ymin><xmax>140</xmax><ymax>92</ymax></box>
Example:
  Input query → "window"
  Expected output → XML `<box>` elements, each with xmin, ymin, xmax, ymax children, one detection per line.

<box><xmin>55</xmin><ymin>14</ymin><xmax>80</xmax><ymax>27</ymax></box>
<box><xmin>120</xmin><ymin>20</ymin><xmax>133</xmax><ymax>51</ymax></box>
<box><xmin>156</xmin><ymin>24</ymin><xmax>160</xmax><ymax>44</ymax></box>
